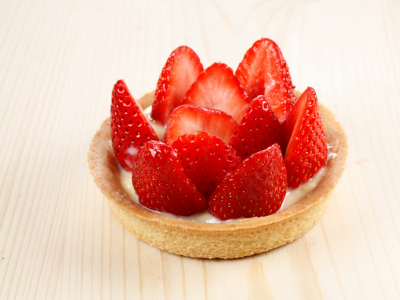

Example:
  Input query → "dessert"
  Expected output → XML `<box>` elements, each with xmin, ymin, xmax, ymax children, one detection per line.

<box><xmin>152</xmin><ymin>46</ymin><xmax>203</xmax><ymax>126</ymax></box>
<box><xmin>165</xmin><ymin>105</ymin><xmax>238</xmax><ymax>145</ymax></box>
<box><xmin>229</xmin><ymin>95</ymin><xmax>284</xmax><ymax>158</ymax></box>
<box><xmin>110</xmin><ymin>80</ymin><xmax>159</xmax><ymax>171</ymax></box>
<box><xmin>88</xmin><ymin>38</ymin><xmax>348</xmax><ymax>258</ymax></box>
<box><xmin>171</xmin><ymin>131</ymin><xmax>242</xmax><ymax>199</ymax></box>
<box><xmin>132</xmin><ymin>140</ymin><xmax>207</xmax><ymax>216</ymax></box>
<box><xmin>181</xmin><ymin>63</ymin><xmax>250</xmax><ymax>122</ymax></box>
<box><xmin>208</xmin><ymin>143</ymin><xmax>287</xmax><ymax>220</ymax></box>
<box><xmin>235</xmin><ymin>38</ymin><xmax>297</xmax><ymax>121</ymax></box>
<box><xmin>284</xmin><ymin>87</ymin><xmax>328</xmax><ymax>188</ymax></box>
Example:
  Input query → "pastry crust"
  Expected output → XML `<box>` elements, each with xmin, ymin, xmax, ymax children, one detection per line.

<box><xmin>88</xmin><ymin>91</ymin><xmax>348</xmax><ymax>259</ymax></box>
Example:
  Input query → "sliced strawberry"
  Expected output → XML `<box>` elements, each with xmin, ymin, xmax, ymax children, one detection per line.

<box><xmin>229</xmin><ymin>95</ymin><xmax>284</xmax><ymax>159</ymax></box>
<box><xmin>111</xmin><ymin>80</ymin><xmax>159</xmax><ymax>171</ymax></box>
<box><xmin>165</xmin><ymin>105</ymin><xmax>238</xmax><ymax>145</ymax></box>
<box><xmin>235</xmin><ymin>38</ymin><xmax>296</xmax><ymax>121</ymax></box>
<box><xmin>284</xmin><ymin>87</ymin><xmax>328</xmax><ymax>188</ymax></box>
<box><xmin>132</xmin><ymin>141</ymin><xmax>207</xmax><ymax>216</ymax></box>
<box><xmin>151</xmin><ymin>46</ymin><xmax>203</xmax><ymax>126</ymax></box>
<box><xmin>182</xmin><ymin>63</ymin><xmax>250</xmax><ymax>122</ymax></box>
<box><xmin>172</xmin><ymin>131</ymin><xmax>242</xmax><ymax>199</ymax></box>
<box><xmin>208</xmin><ymin>144</ymin><xmax>287</xmax><ymax>221</ymax></box>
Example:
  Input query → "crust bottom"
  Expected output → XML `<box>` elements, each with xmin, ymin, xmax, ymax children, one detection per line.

<box><xmin>107</xmin><ymin>190</ymin><xmax>334</xmax><ymax>258</ymax></box>
<box><xmin>88</xmin><ymin>92</ymin><xmax>348</xmax><ymax>259</ymax></box>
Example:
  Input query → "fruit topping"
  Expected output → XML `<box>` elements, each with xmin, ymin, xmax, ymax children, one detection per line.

<box><xmin>111</xmin><ymin>80</ymin><xmax>159</xmax><ymax>171</ymax></box>
<box><xmin>111</xmin><ymin>38</ymin><xmax>331</xmax><ymax>221</ymax></box>
<box><xmin>165</xmin><ymin>105</ymin><xmax>238</xmax><ymax>145</ymax></box>
<box><xmin>151</xmin><ymin>46</ymin><xmax>203</xmax><ymax>126</ymax></box>
<box><xmin>182</xmin><ymin>63</ymin><xmax>250</xmax><ymax>122</ymax></box>
<box><xmin>208</xmin><ymin>144</ymin><xmax>287</xmax><ymax>220</ymax></box>
<box><xmin>235</xmin><ymin>38</ymin><xmax>296</xmax><ymax>121</ymax></box>
<box><xmin>284</xmin><ymin>87</ymin><xmax>328</xmax><ymax>188</ymax></box>
<box><xmin>172</xmin><ymin>131</ymin><xmax>242</xmax><ymax>199</ymax></box>
<box><xmin>229</xmin><ymin>95</ymin><xmax>284</xmax><ymax>159</ymax></box>
<box><xmin>132</xmin><ymin>141</ymin><xmax>207</xmax><ymax>216</ymax></box>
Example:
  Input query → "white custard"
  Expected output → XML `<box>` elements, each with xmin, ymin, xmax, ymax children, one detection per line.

<box><xmin>143</xmin><ymin>106</ymin><xmax>166</xmax><ymax>140</ymax></box>
<box><xmin>279</xmin><ymin>167</ymin><xmax>325</xmax><ymax>211</ymax></box>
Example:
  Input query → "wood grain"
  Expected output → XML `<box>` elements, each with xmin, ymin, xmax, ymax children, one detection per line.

<box><xmin>1</xmin><ymin>0</ymin><xmax>399</xmax><ymax>299</ymax></box>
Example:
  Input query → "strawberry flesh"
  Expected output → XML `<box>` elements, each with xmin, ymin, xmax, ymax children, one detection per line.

<box><xmin>235</xmin><ymin>38</ymin><xmax>296</xmax><ymax>122</ymax></box>
<box><xmin>208</xmin><ymin>144</ymin><xmax>287</xmax><ymax>220</ymax></box>
<box><xmin>165</xmin><ymin>105</ymin><xmax>238</xmax><ymax>145</ymax></box>
<box><xmin>151</xmin><ymin>46</ymin><xmax>203</xmax><ymax>126</ymax></box>
<box><xmin>182</xmin><ymin>63</ymin><xmax>250</xmax><ymax>122</ymax></box>
<box><xmin>229</xmin><ymin>95</ymin><xmax>284</xmax><ymax>158</ymax></box>
<box><xmin>132</xmin><ymin>141</ymin><xmax>207</xmax><ymax>216</ymax></box>
<box><xmin>284</xmin><ymin>87</ymin><xmax>328</xmax><ymax>188</ymax></box>
<box><xmin>111</xmin><ymin>80</ymin><xmax>159</xmax><ymax>171</ymax></box>
<box><xmin>172</xmin><ymin>131</ymin><xmax>242</xmax><ymax>199</ymax></box>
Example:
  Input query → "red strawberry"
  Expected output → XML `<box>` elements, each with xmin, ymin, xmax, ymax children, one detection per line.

<box><xmin>229</xmin><ymin>95</ymin><xmax>284</xmax><ymax>159</ymax></box>
<box><xmin>151</xmin><ymin>46</ymin><xmax>203</xmax><ymax>125</ymax></box>
<box><xmin>132</xmin><ymin>141</ymin><xmax>207</xmax><ymax>216</ymax></box>
<box><xmin>111</xmin><ymin>80</ymin><xmax>159</xmax><ymax>171</ymax></box>
<box><xmin>235</xmin><ymin>38</ymin><xmax>296</xmax><ymax>121</ymax></box>
<box><xmin>208</xmin><ymin>144</ymin><xmax>287</xmax><ymax>221</ymax></box>
<box><xmin>182</xmin><ymin>63</ymin><xmax>250</xmax><ymax>122</ymax></box>
<box><xmin>284</xmin><ymin>87</ymin><xmax>328</xmax><ymax>188</ymax></box>
<box><xmin>172</xmin><ymin>131</ymin><xmax>242</xmax><ymax>199</ymax></box>
<box><xmin>165</xmin><ymin>105</ymin><xmax>238</xmax><ymax>145</ymax></box>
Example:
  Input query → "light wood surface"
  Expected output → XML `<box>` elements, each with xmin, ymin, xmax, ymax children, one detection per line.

<box><xmin>1</xmin><ymin>0</ymin><xmax>399</xmax><ymax>299</ymax></box>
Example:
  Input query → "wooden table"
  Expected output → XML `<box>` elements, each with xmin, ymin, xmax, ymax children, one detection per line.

<box><xmin>1</xmin><ymin>0</ymin><xmax>399</xmax><ymax>299</ymax></box>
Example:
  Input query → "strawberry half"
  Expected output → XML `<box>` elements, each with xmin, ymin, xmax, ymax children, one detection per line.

<box><xmin>151</xmin><ymin>46</ymin><xmax>203</xmax><ymax>126</ymax></box>
<box><xmin>229</xmin><ymin>95</ymin><xmax>284</xmax><ymax>159</ymax></box>
<box><xmin>235</xmin><ymin>38</ymin><xmax>296</xmax><ymax>121</ymax></box>
<box><xmin>172</xmin><ymin>131</ymin><xmax>242</xmax><ymax>199</ymax></box>
<box><xmin>132</xmin><ymin>141</ymin><xmax>207</xmax><ymax>216</ymax></box>
<box><xmin>165</xmin><ymin>105</ymin><xmax>238</xmax><ymax>145</ymax></box>
<box><xmin>182</xmin><ymin>63</ymin><xmax>250</xmax><ymax>122</ymax></box>
<box><xmin>111</xmin><ymin>80</ymin><xmax>159</xmax><ymax>171</ymax></box>
<box><xmin>208</xmin><ymin>144</ymin><xmax>287</xmax><ymax>221</ymax></box>
<box><xmin>284</xmin><ymin>87</ymin><xmax>328</xmax><ymax>188</ymax></box>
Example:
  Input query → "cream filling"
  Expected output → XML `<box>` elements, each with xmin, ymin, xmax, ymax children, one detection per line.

<box><xmin>118</xmin><ymin>151</ymin><xmax>333</xmax><ymax>223</ymax></box>
<box><xmin>143</xmin><ymin>106</ymin><xmax>166</xmax><ymax>140</ymax></box>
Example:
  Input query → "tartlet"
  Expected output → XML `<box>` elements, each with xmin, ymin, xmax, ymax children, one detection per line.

<box><xmin>87</xmin><ymin>91</ymin><xmax>348</xmax><ymax>259</ymax></box>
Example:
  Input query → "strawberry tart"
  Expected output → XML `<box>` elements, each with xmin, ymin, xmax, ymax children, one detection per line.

<box><xmin>88</xmin><ymin>38</ymin><xmax>348</xmax><ymax>258</ymax></box>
